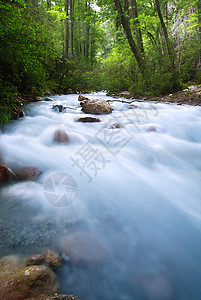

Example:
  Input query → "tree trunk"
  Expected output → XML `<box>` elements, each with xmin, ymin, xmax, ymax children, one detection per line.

<box><xmin>85</xmin><ymin>0</ymin><xmax>90</xmax><ymax>59</ymax></box>
<box><xmin>70</xmin><ymin>0</ymin><xmax>74</xmax><ymax>58</ymax></box>
<box><xmin>47</xmin><ymin>0</ymin><xmax>51</xmax><ymax>10</ymax></box>
<box><xmin>114</xmin><ymin>0</ymin><xmax>149</xmax><ymax>86</ymax></box>
<box><xmin>155</xmin><ymin>0</ymin><xmax>174</xmax><ymax>68</ymax></box>
<box><xmin>124</xmin><ymin>0</ymin><xmax>129</xmax><ymax>16</ymax></box>
<box><xmin>64</xmin><ymin>0</ymin><xmax>69</xmax><ymax>59</ymax></box>
<box><xmin>130</xmin><ymin>0</ymin><xmax>144</xmax><ymax>54</ymax></box>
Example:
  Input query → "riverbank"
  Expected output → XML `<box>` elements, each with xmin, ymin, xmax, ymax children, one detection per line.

<box><xmin>112</xmin><ymin>84</ymin><xmax>201</xmax><ymax>106</ymax></box>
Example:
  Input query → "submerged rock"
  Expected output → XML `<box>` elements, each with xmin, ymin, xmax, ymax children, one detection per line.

<box><xmin>109</xmin><ymin>123</ymin><xmax>123</xmax><ymax>129</ymax></box>
<box><xmin>15</xmin><ymin>166</ymin><xmax>41</xmax><ymax>181</ymax></box>
<box><xmin>54</xmin><ymin>129</ymin><xmax>69</xmax><ymax>144</ymax></box>
<box><xmin>77</xmin><ymin>116</ymin><xmax>101</xmax><ymax>123</ymax></box>
<box><xmin>139</xmin><ymin>274</ymin><xmax>174</xmax><ymax>300</ymax></box>
<box><xmin>81</xmin><ymin>99</ymin><xmax>112</xmax><ymax>115</ymax></box>
<box><xmin>147</xmin><ymin>126</ymin><xmax>157</xmax><ymax>132</ymax></box>
<box><xmin>0</xmin><ymin>164</ymin><xmax>17</xmax><ymax>184</ymax></box>
<box><xmin>0</xmin><ymin>263</ymin><xmax>58</xmax><ymax>300</ymax></box>
<box><xmin>128</xmin><ymin>104</ymin><xmax>137</xmax><ymax>109</ymax></box>
<box><xmin>78</xmin><ymin>95</ymin><xmax>90</xmax><ymax>101</ymax></box>
<box><xmin>60</xmin><ymin>231</ymin><xmax>108</xmax><ymax>264</ymax></box>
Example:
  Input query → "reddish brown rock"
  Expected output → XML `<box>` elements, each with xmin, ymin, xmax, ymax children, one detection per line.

<box><xmin>54</xmin><ymin>129</ymin><xmax>69</xmax><ymax>144</ymax></box>
<box><xmin>0</xmin><ymin>164</ymin><xmax>17</xmax><ymax>184</ymax></box>
<box><xmin>15</xmin><ymin>166</ymin><xmax>41</xmax><ymax>181</ymax></box>
<box><xmin>60</xmin><ymin>231</ymin><xmax>108</xmax><ymax>264</ymax></box>
<box><xmin>77</xmin><ymin>116</ymin><xmax>101</xmax><ymax>123</ymax></box>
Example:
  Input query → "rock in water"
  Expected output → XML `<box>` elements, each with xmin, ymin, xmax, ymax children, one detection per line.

<box><xmin>59</xmin><ymin>231</ymin><xmax>108</xmax><ymax>263</ymax></box>
<box><xmin>43</xmin><ymin>249</ymin><xmax>61</xmax><ymax>268</ymax></box>
<box><xmin>26</xmin><ymin>254</ymin><xmax>44</xmax><ymax>267</ymax></box>
<box><xmin>0</xmin><ymin>259</ymin><xmax>58</xmax><ymax>300</ymax></box>
<box><xmin>26</xmin><ymin>250</ymin><xmax>61</xmax><ymax>268</ymax></box>
<box><xmin>147</xmin><ymin>126</ymin><xmax>157</xmax><ymax>132</ymax></box>
<box><xmin>54</xmin><ymin>129</ymin><xmax>69</xmax><ymax>144</ymax></box>
<box><xmin>81</xmin><ymin>99</ymin><xmax>112</xmax><ymax>115</ymax></box>
<box><xmin>109</xmin><ymin>123</ymin><xmax>123</xmax><ymax>129</ymax></box>
<box><xmin>78</xmin><ymin>95</ymin><xmax>90</xmax><ymax>101</ymax></box>
<box><xmin>0</xmin><ymin>164</ymin><xmax>17</xmax><ymax>184</ymax></box>
<box><xmin>128</xmin><ymin>104</ymin><xmax>137</xmax><ymax>109</ymax></box>
<box><xmin>139</xmin><ymin>274</ymin><xmax>174</xmax><ymax>299</ymax></box>
<box><xmin>15</xmin><ymin>166</ymin><xmax>41</xmax><ymax>181</ymax></box>
<box><xmin>77</xmin><ymin>116</ymin><xmax>101</xmax><ymax>123</ymax></box>
<box><xmin>52</xmin><ymin>105</ymin><xmax>66</xmax><ymax>113</ymax></box>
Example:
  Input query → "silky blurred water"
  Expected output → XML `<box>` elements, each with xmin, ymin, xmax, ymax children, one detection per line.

<box><xmin>0</xmin><ymin>93</ymin><xmax>201</xmax><ymax>300</ymax></box>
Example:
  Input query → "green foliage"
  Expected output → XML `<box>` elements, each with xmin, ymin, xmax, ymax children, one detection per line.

<box><xmin>0</xmin><ymin>79</ymin><xmax>18</xmax><ymax>125</ymax></box>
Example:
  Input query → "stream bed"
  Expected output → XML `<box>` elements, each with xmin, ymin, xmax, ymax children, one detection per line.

<box><xmin>0</xmin><ymin>93</ymin><xmax>201</xmax><ymax>300</ymax></box>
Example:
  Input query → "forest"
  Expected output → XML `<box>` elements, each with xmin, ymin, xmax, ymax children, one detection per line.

<box><xmin>0</xmin><ymin>0</ymin><xmax>201</xmax><ymax>124</ymax></box>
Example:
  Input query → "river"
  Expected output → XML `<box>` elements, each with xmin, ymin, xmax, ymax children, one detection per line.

<box><xmin>0</xmin><ymin>93</ymin><xmax>201</xmax><ymax>300</ymax></box>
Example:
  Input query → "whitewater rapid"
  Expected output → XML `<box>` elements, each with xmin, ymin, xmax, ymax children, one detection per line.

<box><xmin>0</xmin><ymin>93</ymin><xmax>201</xmax><ymax>300</ymax></box>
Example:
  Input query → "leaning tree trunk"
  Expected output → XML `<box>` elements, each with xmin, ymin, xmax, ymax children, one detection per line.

<box><xmin>113</xmin><ymin>0</ymin><xmax>149</xmax><ymax>87</ymax></box>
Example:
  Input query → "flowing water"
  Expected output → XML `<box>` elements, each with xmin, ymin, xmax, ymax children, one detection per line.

<box><xmin>0</xmin><ymin>93</ymin><xmax>201</xmax><ymax>300</ymax></box>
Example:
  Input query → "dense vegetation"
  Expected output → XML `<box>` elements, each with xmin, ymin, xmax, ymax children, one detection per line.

<box><xmin>0</xmin><ymin>0</ymin><xmax>200</xmax><ymax>124</ymax></box>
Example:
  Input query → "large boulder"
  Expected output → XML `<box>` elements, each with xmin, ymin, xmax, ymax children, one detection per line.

<box><xmin>0</xmin><ymin>257</ymin><xmax>58</xmax><ymax>300</ymax></box>
<box><xmin>81</xmin><ymin>99</ymin><xmax>112</xmax><ymax>115</ymax></box>
<box><xmin>59</xmin><ymin>231</ymin><xmax>108</xmax><ymax>264</ymax></box>
<box><xmin>0</xmin><ymin>164</ymin><xmax>17</xmax><ymax>184</ymax></box>
<box><xmin>54</xmin><ymin>129</ymin><xmax>69</xmax><ymax>144</ymax></box>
